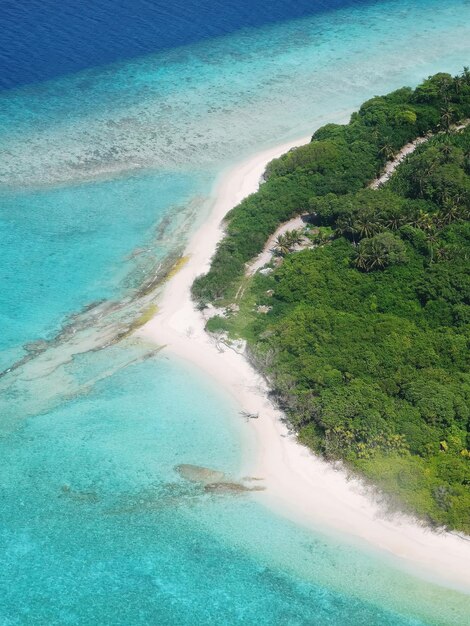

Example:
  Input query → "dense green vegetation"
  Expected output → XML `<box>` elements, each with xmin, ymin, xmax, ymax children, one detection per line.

<box><xmin>193</xmin><ymin>71</ymin><xmax>470</xmax><ymax>303</ymax></box>
<box><xmin>193</xmin><ymin>71</ymin><xmax>470</xmax><ymax>532</ymax></box>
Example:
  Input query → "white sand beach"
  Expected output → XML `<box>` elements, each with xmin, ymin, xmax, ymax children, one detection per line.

<box><xmin>139</xmin><ymin>137</ymin><xmax>470</xmax><ymax>594</ymax></box>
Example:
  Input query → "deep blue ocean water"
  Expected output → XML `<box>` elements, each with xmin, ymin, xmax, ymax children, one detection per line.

<box><xmin>0</xmin><ymin>0</ymin><xmax>373</xmax><ymax>90</ymax></box>
<box><xmin>1</xmin><ymin>0</ymin><xmax>470</xmax><ymax>623</ymax></box>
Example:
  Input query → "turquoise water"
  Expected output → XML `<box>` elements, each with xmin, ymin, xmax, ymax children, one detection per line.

<box><xmin>0</xmin><ymin>170</ymin><xmax>210</xmax><ymax>370</ymax></box>
<box><xmin>1</xmin><ymin>351</ymin><xmax>468</xmax><ymax>625</ymax></box>
<box><xmin>1</xmin><ymin>0</ymin><xmax>470</xmax><ymax>622</ymax></box>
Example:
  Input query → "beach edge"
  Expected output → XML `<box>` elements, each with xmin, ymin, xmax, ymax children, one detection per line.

<box><xmin>138</xmin><ymin>135</ymin><xmax>470</xmax><ymax>594</ymax></box>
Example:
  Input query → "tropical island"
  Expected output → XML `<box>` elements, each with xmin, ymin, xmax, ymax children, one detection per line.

<box><xmin>190</xmin><ymin>71</ymin><xmax>470</xmax><ymax>533</ymax></box>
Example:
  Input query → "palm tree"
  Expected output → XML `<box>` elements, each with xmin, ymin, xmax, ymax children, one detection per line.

<box><xmin>336</xmin><ymin>216</ymin><xmax>357</xmax><ymax>241</ymax></box>
<box><xmin>354</xmin><ymin>238</ymin><xmax>387</xmax><ymax>271</ymax></box>
<box><xmin>437</xmin><ymin>244</ymin><xmax>469</xmax><ymax>262</ymax></box>
<box><xmin>385</xmin><ymin>209</ymin><xmax>411</xmax><ymax>231</ymax></box>
<box><xmin>379</xmin><ymin>141</ymin><xmax>395</xmax><ymax>162</ymax></box>
<box><xmin>367</xmin><ymin>241</ymin><xmax>389</xmax><ymax>269</ymax></box>
<box><xmin>274</xmin><ymin>234</ymin><xmax>291</xmax><ymax>256</ymax></box>
<box><xmin>409</xmin><ymin>157</ymin><xmax>441</xmax><ymax>198</ymax></box>
<box><xmin>354</xmin><ymin>249</ymin><xmax>370</xmax><ymax>271</ymax></box>
<box><xmin>439</xmin><ymin>198</ymin><xmax>461</xmax><ymax>225</ymax></box>
<box><xmin>436</xmin><ymin>246</ymin><xmax>452</xmax><ymax>262</ymax></box>
<box><xmin>415</xmin><ymin>210</ymin><xmax>436</xmax><ymax>232</ymax></box>
<box><xmin>353</xmin><ymin>214</ymin><xmax>383</xmax><ymax>239</ymax></box>
<box><xmin>354</xmin><ymin>244</ymin><xmax>387</xmax><ymax>271</ymax></box>
<box><xmin>438</xmin><ymin>139</ymin><xmax>453</xmax><ymax>163</ymax></box>
<box><xmin>315</xmin><ymin>230</ymin><xmax>332</xmax><ymax>246</ymax></box>
<box><xmin>274</xmin><ymin>229</ymin><xmax>304</xmax><ymax>256</ymax></box>
<box><xmin>354</xmin><ymin>232</ymin><xmax>407</xmax><ymax>272</ymax></box>
<box><xmin>454</xmin><ymin>75</ymin><xmax>464</xmax><ymax>95</ymax></box>
<box><xmin>284</xmin><ymin>229</ymin><xmax>304</xmax><ymax>248</ymax></box>
<box><xmin>439</xmin><ymin>106</ymin><xmax>454</xmax><ymax>134</ymax></box>
<box><xmin>438</xmin><ymin>76</ymin><xmax>452</xmax><ymax>105</ymax></box>
<box><xmin>462</xmin><ymin>66</ymin><xmax>470</xmax><ymax>86</ymax></box>
<box><xmin>425</xmin><ymin>228</ymin><xmax>440</xmax><ymax>264</ymax></box>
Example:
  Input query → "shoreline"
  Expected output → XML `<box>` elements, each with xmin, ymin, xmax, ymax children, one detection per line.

<box><xmin>139</xmin><ymin>136</ymin><xmax>470</xmax><ymax>594</ymax></box>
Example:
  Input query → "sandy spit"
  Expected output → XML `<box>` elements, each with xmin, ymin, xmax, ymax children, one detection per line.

<box><xmin>139</xmin><ymin>136</ymin><xmax>470</xmax><ymax>594</ymax></box>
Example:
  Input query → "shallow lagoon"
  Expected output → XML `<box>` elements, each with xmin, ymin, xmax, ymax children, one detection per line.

<box><xmin>2</xmin><ymin>352</ymin><xmax>469</xmax><ymax>625</ymax></box>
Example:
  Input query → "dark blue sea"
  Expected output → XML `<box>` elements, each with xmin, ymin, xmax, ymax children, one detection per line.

<box><xmin>1</xmin><ymin>0</ymin><xmax>373</xmax><ymax>90</ymax></box>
